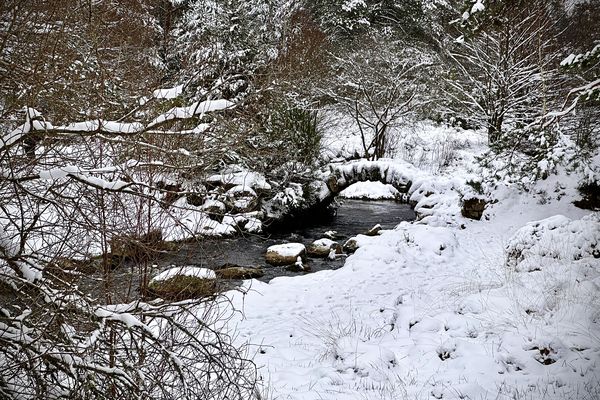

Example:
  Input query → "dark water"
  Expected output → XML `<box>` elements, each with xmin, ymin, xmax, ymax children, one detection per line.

<box><xmin>164</xmin><ymin>199</ymin><xmax>416</xmax><ymax>282</ymax></box>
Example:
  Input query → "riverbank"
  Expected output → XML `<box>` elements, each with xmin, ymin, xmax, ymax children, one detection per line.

<box><xmin>223</xmin><ymin>125</ymin><xmax>600</xmax><ymax>400</ymax></box>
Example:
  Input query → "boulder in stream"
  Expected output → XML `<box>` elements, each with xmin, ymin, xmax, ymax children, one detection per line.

<box><xmin>364</xmin><ymin>224</ymin><xmax>382</xmax><ymax>236</ymax></box>
<box><xmin>265</xmin><ymin>243</ymin><xmax>306</xmax><ymax>266</ymax></box>
<box><xmin>149</xmin><ymin>266</ymin><xmax>217</xmax><ymax>300</ymax></box>
<box><xmin>215</xmin><ymin>265</ymin><xmax>264</xmax><ymax>279</ymax></box>
<box><xmin>343</xmin><ymin>237</ymin><xmax>360</xmax><ymax>253</ymax></box>
<box><xmin>307</xmin><ymin>238</ymin><xmax>343</xmax><ymax>258</ymax></box>
<box><xmin>323</xmin><ymin>230</ymin><xmax>339</xmax><ymax>239</ymax></box>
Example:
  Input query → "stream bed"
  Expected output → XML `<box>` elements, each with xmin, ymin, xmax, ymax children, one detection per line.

<box><xmin>163</xmin><ymin>199</ymin><xmax>416</xmax><ymax>282</ymax></box>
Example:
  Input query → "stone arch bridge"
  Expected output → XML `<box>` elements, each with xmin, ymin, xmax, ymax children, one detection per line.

<box><xmin>321</xmin><ymin>159</ymin><xmax>419</xmax><ymax>203</ymax></box>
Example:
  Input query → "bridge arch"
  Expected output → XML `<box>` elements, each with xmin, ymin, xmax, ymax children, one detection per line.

<box><xmin>264</xmin><ymin>160</ymin><xmax>420</xmax><ymax>229</ymax></box>
<box><xmin>323</xmin><ymin>160</ymin><xmax>416</xmax><ymax>201</ymax></box>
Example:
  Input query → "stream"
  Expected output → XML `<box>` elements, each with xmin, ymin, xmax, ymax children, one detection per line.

<box><xmin>164</xmin><ymin>199</ymin><xmax>416</xmax><ymax>282</ymax></box>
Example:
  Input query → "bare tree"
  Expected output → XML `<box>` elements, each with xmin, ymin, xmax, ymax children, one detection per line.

<box><xmin>446</xmin><ymin>0</ymin><xmax>562</xmax><ymax>146</ymax></box>
<box><xmin>325</xmin><ymin>33</ymin><xmax>433</xmax><ymax>160</ymax></box>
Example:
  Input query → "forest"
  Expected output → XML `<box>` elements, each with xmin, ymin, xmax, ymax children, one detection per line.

<box><xmin>0</xmin><ymin>1</ymin><xmax>599</xmax><ymax>399</ymax></box>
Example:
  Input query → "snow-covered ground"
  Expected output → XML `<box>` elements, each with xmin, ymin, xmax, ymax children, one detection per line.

<box><xmin>340</xmin><ymin>181</ymin><xmax>400</xmax><ymax>200</ymax></box>
<box><xmin>224</xmin><ymin>123</ymin><xmax>600</xmax><ymax>400</ymax></box>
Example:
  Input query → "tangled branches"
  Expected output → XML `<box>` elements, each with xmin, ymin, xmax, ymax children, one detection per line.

<box><xmin>0</xmin><ymin>264</ymin><xmax>257</xmax><ymax>400</ymax></box>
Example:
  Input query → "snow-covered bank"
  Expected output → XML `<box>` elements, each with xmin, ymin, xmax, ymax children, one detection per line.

<box><xmin>224</xmin><ymin>126</ymin><xmax>599</xmax><ymax>400</ymax></box>
<box><xmin>340</xmin><ymin>181</ymin><xmax>400</xmax><ymax>200</ymax></box>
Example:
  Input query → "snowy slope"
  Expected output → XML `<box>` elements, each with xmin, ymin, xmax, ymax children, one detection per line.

<box><xmin>224</xmin><ymin>126</ymin><xmax>599</xmax><ymax>400</ymax></box>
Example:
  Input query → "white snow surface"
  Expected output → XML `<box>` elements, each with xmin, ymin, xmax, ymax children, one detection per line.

<box><xmin>223</xmin><ymin>126</ymin><xmax>600</xmax><ymax>400</ymax></box>
<box><xmin>266</xmin><ymin>243</ymin><xmax>306</xmax><ymax>258</ymax></box>
<box><xmin>149</xmin><ymin>99</ymin><xmax>234</xmax><ymax>126</ymax></box>
<box><xmin>151</xmin><ymin>266</ymin><xmax>216</xmax><ymax>283</ymax></box>
<box><xmin>207</xmin><ymin>169</ymin><xmax>271</xmax><ymax>191</ymax></box>
<box><xmin>162</xmin><ymin>198</ymin><xmax>236</xmax><ymax>241</ymax></box>
<box><xmin>339</xmin><ymin>181</ymin><xmax>400</xmax><ymax>200</ymax></box>
<box><xmin>311</xmin><ymin>238</ymin><xmax>336</xmax><ymax>249</ymax></box>
<box><xmin>152</xmin><ymin>84</ymin><xmax>184</xmax><ymax>99</ymax></box>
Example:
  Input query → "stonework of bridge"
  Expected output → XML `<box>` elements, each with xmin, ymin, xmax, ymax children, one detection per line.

<box><xmin>318</xmin><ymin>159</ymin><xmax>486</xmax><ymax>221</ymax></box>
<box><xmin>322</xmin><ymin>159</ymin><xmax>418</xmax><ymax>200</ymax></box>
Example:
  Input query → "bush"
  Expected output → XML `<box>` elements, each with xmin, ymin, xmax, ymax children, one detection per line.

<box><xmin>263</xmin><ymin>105</ymin><xmax>322</xmax><ymax>166</ymax></box>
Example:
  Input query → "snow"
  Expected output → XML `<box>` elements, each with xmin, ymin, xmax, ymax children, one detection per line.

<box><xmin>58</xmin><ymin>120</ymin><xmax>101</xmax><ymax>132</ymax></box>
<box><xmin>77</xmin><ymin>176</ymin><xmax>129</xmax><ymax>190</ymax></box>
<box><xmin>561</xmin><ymin>53</ymin><xmax>577</xmax><ymax>66</ymax></box>
<box><xmin>95</xmin><ymin>308</ymin><xmax>148</xmax><ymax>331</ymax></box>
<box><xmin>163</xmin><ymin>199</ymin><xmax>236</xmax><ymax>240</ymax></box>
<box><xmin>152</xmin><ymin>84</ymin><xmax>184</xmax><ymax>99</ymax></box>
<box><xmin>312</xmin><ymin>238</ymin><xmax>336</xmax><ymax>249</ymax></box>
<box><xmin>1</xmin><ymin>107</ymin><xmax>52</xmax><ymax>147</ymax></box>
<box><xmin>294</xmin><ymin>256</ymin><xmax>305</xmax><ymax>270</ymax></box>
<box><xmin>342</xmin><ymin>0</ymin><xmax>366</xmax><ymax>12</ymax></box>
<box><xmin>244</xmin><ymin>217</ymin><xmax>263</xmax><ymax>233</ymax></box>
<box><xmin>226</xmin><ymin>185</ymin><xmax>257</xmax><ymax>197</ymax></box>
<box><xmin>207</xmin><ymin>169</ymin><xmax>271</xmax><ymax>191</ymax></box>
<box><xmin>51</xmin><ymin>120</ymin><xmax>145</xmax><ymax>134</ymax></box>
<box><xmin>150</xmin><ymin>266</ymin><xmax>216</xmax><ymax>283</ymax></box>
<box><xmin>37</xmin><ymin>166</ymin><xmax>129</xmax><ymax>190</ymax></box>
<box><xmin>564</xmin><ymin>0</ymin><xmax>596</xmax><ymax>15</ymax></box>
<box><xmin>561</xmin><ymin>44</ymin><xmax>600</xmax><ymax>67</ymax></box>
<box><xmin>201</xmin><ymin>199</ymin><xmax>226</xmax><ymax>212</ymax></box>
<box><xmin>149</xmin><ymin>99</ymin><xmax>234</xmax><ymax>126</ymax></box>
<box><xmin>220</xmin><ymin>125</ymin><xmax>600</xmax><ymax>400</ymax></box>
<box><xmin>17</xmin><ymin>261</ymin><xmax>43</xmax><ymax>282</ymax></box>
<box><xmin>102</xmin><ymin>121</ymin><xmax>144</xmax><ymax>134</ymax></box>
<box><xmin>471</xmin><ymin>0</ymin><xmax>485</xmax><ymax>13</ymax></box>
<box><xmin>39</xmin><ymin>166</ymin><xmax>81</xmax><ymax>180</ymax></box>
<box><xmin>339</xmin><ymin>181</ymin><xmax>399</xmax><ymax>200</ymax></box>
<box><xmin>266</xmin><ymin>243</ymin><xmax>305</xmax><ymax>258</ymax></box>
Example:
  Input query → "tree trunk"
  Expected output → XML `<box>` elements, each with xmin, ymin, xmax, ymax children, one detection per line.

<box><xmin>488</xmin><ymin>114</ymin><xmax>503</xmax><ymax>145</ymax></box>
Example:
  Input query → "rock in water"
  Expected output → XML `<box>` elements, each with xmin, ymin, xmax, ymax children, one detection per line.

<box><xmin>149</xmin><ymin>266</ymin><xmax>217</xmax><ymax>300</ymax></box>
<box><xmin>265</xmin><ymin>243</ymin><xmax>306</xmax><ymax>266</ymax></box>
<box><xmin>215</xmin><ymin>266</ymin><xmax>264</xmax><ymax>279</ymax></box>
<box><xmin>365</xmin><ymin>224</ymin><xmax>382</xmax><ymax>236</ymax></box>
<box><xmin>343</xmin><ymin>237</ymin><xmax>360</xmax><ymax>253</ymax></box>
<box><xmin>307</xmin><ymin>238</ymin><xmax>342</xmax><ymax>257</ymax></box>
<box><xmin>323</xmin><ymin>230</ymin><xmax>338</xmax><ymax>239</ymax></box>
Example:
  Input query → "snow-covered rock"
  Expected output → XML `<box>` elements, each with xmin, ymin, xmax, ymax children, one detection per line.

<box><xmin>163</xmin><ymin>198</ymin><xmax>236</xmax><ymax>240</ymax></box>
<box><xmin>505</xmin><ymin>213</ymin><xmax>600</xmax><ymax>272</ymax></box>
<box><xmin>149</xmin><ymin>266</ymin><xmax>218</xmax><ymax>300</ymax></box>
<box><xmin>201</xmin><ymin>199</ymin><xmax>226</xmax><ymax>214</ymax></box>
<box><xmin>226</xmin><ymin>185</ymin><xmax>257</xmax><ymax>198</ymax></box>
<box><xmin>364</xmin><ymin>223</ymin><xmax>382</xmax><ymax>236</ymax></box>
<box><xmin>342</xmin><ymin>236</ymin><xmax>361</xmax><ymax>253</ymax></box>
<box><xmin>151</xmin><ymin>266</ymin><xmax>216</xmax><ymax>283</ymax></box>
<box><xmin>307</xmin><ymin>238</ymin><xmax>342</xmax><ymax>258</ymax></box>
<box><xmin>265</xmin><ymin>243</ymin><xmax>306</xmax><ymax>266</ymax></box>
<box><xmin>207</xmin><ymin>169</ymin><xmax>271</xmax><ymax>191</ymax></box>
